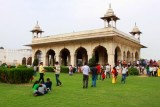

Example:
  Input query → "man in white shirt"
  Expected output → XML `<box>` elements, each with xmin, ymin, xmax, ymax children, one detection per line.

<box><xmin>81</xmin><ymin>62</ymin><xmax>90</xmax><ymax>88</ymax></box>
<box><xmin>54</xmin><ymin>61</ymin><xmax>62</xmax><ymax>86</ymax></box>
<box><xmin>121</xmin><ymin>64</ymin><xmax>128</xmax><ymax>84</ymax></box>
<box><xmin>105</xmin><ymin>64</ymin><xmax>110</xmax><ymax>78</ymax></box>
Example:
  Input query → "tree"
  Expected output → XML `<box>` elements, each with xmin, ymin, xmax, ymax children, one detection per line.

<box><xmin>88</xmin><ymin>56</ymin><xmax>96</xmax><ymax>67</ymax></box>
<box><xmin>33</xmin><ymin>58</ymin><xmax>39</xmax><ymax>66</ymax></box>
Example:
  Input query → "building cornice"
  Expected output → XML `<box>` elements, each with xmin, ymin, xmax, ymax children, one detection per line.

<box><xmin>25</xmin><ymin>27</ymin><xmax>146</xmax><ymax>48</ymax></box>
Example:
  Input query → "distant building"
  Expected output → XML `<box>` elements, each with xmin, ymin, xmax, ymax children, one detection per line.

<box><xmin>26</xmin><ymin>5</ymin><xmax>146</xmax><ymax>67</ymax></box>
<box><xmin>0</xmin><ymin>49</ymin><xmax>32</xmax><ymax>65</ymax></box>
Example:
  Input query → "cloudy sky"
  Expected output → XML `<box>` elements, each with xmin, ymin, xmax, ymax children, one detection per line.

<box><xmin>0</xmin><ymin>0</ymin><xmax>159</xmax><ymax>60</ymax></box>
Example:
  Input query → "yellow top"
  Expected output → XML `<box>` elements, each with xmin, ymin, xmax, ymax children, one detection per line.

<box><xmin>39</xmin><ymin>65</ymin><xmax>44</xmax><ymax>73</ymax></box>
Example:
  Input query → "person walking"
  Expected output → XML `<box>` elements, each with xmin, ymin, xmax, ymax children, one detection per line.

<box><xmin>111</xmin><ymin>67</ymin><xmax>118</xmax><ymax>84</ymax></box>
<box><xmin>38</xmin><ymin>62</ymin><xmax>45</xmax><ymax>83</ymax></box>
<box><xmin>121</xmin><ymin>64</ymin><xmax>128</xmax><ymax>84</ymax></box>
<box><xmin>54</xmin><ymin>61</ymin><xmax>62</xmax><ymax>86</ymax></box>
<box><xmin>90</xmin><ymin>64</ymin><xmax>98</xmax><ymax>87</ymax></box>
<box><xmin>158</xmin><ymin>66</ymin><xmax>160</xmax><ymax>77</ymax></box>
<box><xmin>105</xmin><ymin>64</ymin><xmax>110</xmax><ymax>78</ymax></box>
<box><xmin>81</xmin><ymin>62</ymin><xmax>90</xmax><ymax>89</ymax></box>
<box><xmin>96</xmin><ymin>64</ymin><xmax>101</xmax><ymax>80</ymax></box>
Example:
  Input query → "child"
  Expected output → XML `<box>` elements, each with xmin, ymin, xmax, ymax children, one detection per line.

<box><xmin>101</xmin><ymin>69</ymin><xmax>105</xmax><ymax>80</ymax></box>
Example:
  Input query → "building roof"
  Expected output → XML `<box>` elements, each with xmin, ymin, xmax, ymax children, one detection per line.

<box><xmin>25</xmin><ymin>27</ymin><xmax>146</xmax><ymax>48</ymax></box>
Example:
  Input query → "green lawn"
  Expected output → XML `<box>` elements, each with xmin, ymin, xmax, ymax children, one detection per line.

<box><xmin>0</xmin><ymin>73</ymin><xmax>160</xmax><ymax>107</ymax></box>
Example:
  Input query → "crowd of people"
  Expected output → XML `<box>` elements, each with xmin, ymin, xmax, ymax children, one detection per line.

<box><xmin>32</xmin><ymin>59</ymin><xmax>160</xmax><ymax>96</ymax></box>
<box><xmin>32</xmin><ymin>61</ymin><xmax>62</xmax><ymax>96</ymax></box>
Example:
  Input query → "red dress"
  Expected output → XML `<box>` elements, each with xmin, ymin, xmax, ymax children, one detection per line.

<box><xmin>101</xmin><ymin>71</ymin><xmax>105</xmax><ymax>79</ymax></box>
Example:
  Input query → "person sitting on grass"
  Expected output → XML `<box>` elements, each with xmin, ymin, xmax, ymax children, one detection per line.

<box><xmin>38</xmin><ymin>82</ymin><xmax>48</xmax><ymax>94</ymax></box>
<box><xmin>32</xmin><ymin>80</ymin><xmax>43</xmax><ymax>96</ymax></box>
<box><xmin>45</xmin><ymin>78</ymin><xmax>52</xmax><ymax>91</ymax></box>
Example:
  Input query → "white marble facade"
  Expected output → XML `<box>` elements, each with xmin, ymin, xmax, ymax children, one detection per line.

<box><xmin>27</xmin><ymin>6</ymin><xmax>146</xmax><ymax>67</ymax></box>
<box><xmin>0</xmin><ymin>49</ymin><xmax>32</xmax><ymax>65</ymax></box>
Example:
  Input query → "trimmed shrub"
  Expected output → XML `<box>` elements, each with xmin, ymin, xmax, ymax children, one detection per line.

<box><xmin>0</xmin><ymin>68</ymin><xmax>34</xmax><ymax>84</ymax></box>
<box><xmin>128</xmin><ymin>67</ymin><xmax>139</xmax><ymax>75</ymax></box>
<box><xmin>44</xmin><ymin>66</ymin><xmax>54</xmax><ymax>72</ymax></box>
<box><xmin>44</xmin><ymin>66</ymin><xmax>69</xmax><ymax>73</ymax></box>
<box><xmin>17</xmin><ymin>65</ymin><xmax>27</xmax><ymax>68</ymax></box>
<box><xmin>61</xmin><ymin>66</ymin><xmax>69</xmax><ymax>73</ymax></box>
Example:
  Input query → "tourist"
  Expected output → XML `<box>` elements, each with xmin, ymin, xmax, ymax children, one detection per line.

<box><xmin>149</xmin><ymin>65</ymin><xmax>153</xmax><ymax>77</ymax></box>
<box><xmin>32</xmin><ymin>80</ymin><xmax>43</xmax><ymax>96</ymax></box>
<box><xmin>157</xmin><ymin>66</ymin><xmax>160</xmax><ymax>77</ymax></box>
<box><xmin>90</xmin><ymin>64</ymin><xmax>98</xmax><ymax>87</ymax></box>
<box><xmin>38</xmin><ymin>62</ymin><xmax>45</xmax><ymax>83</ymax></box>
<box><xmin>101</xmin><ymin>68</ymin><xmax>105</xmax><ymax>81</ymax></box>
<box><xmin>111</xmin><ymin>67</ymin><xmax>117</xmax><ymax>84</ymax></box>
<box><xmin>45</xmin><ymin>78</ymin><xmax>52</xmax><ymax>91</ymax></box>
<box><xmin>146</xmin><ymin>65</ymin><xmax>150</xmax><ymax>76</ymax></box>
<box><xmin>81</xmin><ymin>62</ymin><xmax>90</xmax><ymax>88</ymax></box>
<box><xmin>121</xmin><ymin>64</ymin><xmax>128</xmax><ymax>84</ymax></box>
<box><xmin>105</xmin><ymin>64</ymin><xmax>110</xmax><ymax>78</ymax></box>
<box><xmin>153</xmin><ymin>65</ymin><xmax>157</xmax><ymax>77</ymax></box>
<box><xmin>38</xmin><ymin>82</ymin><xmax>48</xmax><ymax>94</ymax></box>
<box><xmin>96</xmin><ymin>64</ymin><xmax>101</xmax><ymax>80</ymax></box>
<box><xmin>69</xmin><ymin>65</ymin><xmax>73</xmax><ymax>76</ymax></box>
<box><xmin>54</xmin><ymin>61</ymin><xmax>62</xmax><ymax>86</ymax></box>
<box><xmin>33</xmin><ymin>66</ymin><xmax>37</xmax><ymax>76</ymax></box>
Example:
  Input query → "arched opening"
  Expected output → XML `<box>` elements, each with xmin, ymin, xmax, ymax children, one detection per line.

<box><xmin>75</xmin><ymin>47</ymin><xmax>88</xmax><ymax>66</ymax></box>
<box><xmin>35</xmin><ymin>50</ymin><xmax>43</xmax><ymax>64</ymax></box>
<box><xmin>46</xmin><ymin>49</ymin><xmax>55</xmax><ymax>66</ymax></box>
<box><xmin>123</xmin><ymin>51</ymin><xmax>126</xmax><ymax>61</ymax></box>
<box><xmin>127</xmin><ymin>51</ymin><xmax>131</xmax><ymax>63</ymax></box>
<box><xmin>22</xmin><ymin>57</ymin><xmax>26</xmax><ymax>65</ymax></box>
<box><xmin>27</xmin><ymin>57</ymin><xmax>32</xmax><ymax>65</ymax></box>
<box><xmin>131</xmin><ymin>53</ymin><xmax>134</xmax><ymax>63</ymax></box>
<box><xmin>114</xmin><ymin>46</ymin><xmax>121</xmax><ymax>66</ymax></box>
<box><xmin>60</xmin><ymin>48</ymin><xmax>70</xmax><ymax>66</ymax></box>
<box><xmin>135</xmin><ymin>52</ymin><xmax>139</xmax><ymax>61</ymax></box>
<box><xmin>93</xmin><ymin>45</ymin><xmax>108</xmax><ymax>65</ymax></box>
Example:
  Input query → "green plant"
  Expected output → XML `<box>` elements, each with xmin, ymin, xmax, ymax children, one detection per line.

<box><xmin>33</xmin><ymin>58</ymin><xmax>39</xmax><ymax>66</ymax></box>
<box><xmin>88</xmin><ymin>56</ymin><xmax>96</xmax><ymax>67</ymax></box>
<box><xmin>0</xmin><ymin>63</ymin><xmax>7</xmax><ymax>68</ymax></box>
<box><xmin>0</xmin><ymin>68</ymin><xmax>34</xmax><ymax>83</ymax></box>
<box><xmin>44</xmin><ymin>66</ymin><xmax>54</xmax><ymax>72</ymax></box>
<box><xmin>128</xmin><ymin>67</ymin><xmax>139</xmax><ymax>75</ymax></box>
<box><xmin>17</xmin><ymin>65</ymin><xmax>27</xmax><ymax>68</ymax></box>
<box><xmin>60</xmin><ymin>66</ymin><xmax>69</xmax><ymax>73</ymax></box>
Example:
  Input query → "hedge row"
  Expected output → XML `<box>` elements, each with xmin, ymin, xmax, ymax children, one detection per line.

<box><xmin>43</xmin><ymin>66</ymin><xmax>69</xmax><ymax>73</ymax></box>
<box><xmin>0</xmin><ymin>68</ymin><xmax>34</xmax><ymax>84</ymax></box>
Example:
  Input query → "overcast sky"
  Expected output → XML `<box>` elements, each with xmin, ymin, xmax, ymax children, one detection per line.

<box><xmin>0</xmin><ymin>0</ymin><xmax>159</xmax><ymax>60</ymax></box>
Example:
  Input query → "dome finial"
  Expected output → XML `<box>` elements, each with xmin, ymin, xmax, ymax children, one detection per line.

<box><xmin>135</xmin><ymin>22</ymin><xmax>136</xmax><ymax>26</ymax></box>
<box><xmin>37</xmin><ymin>21</ymin><xmax>38</xmax><ymax>25</ymax></box>
<box><xmin>109</xmin><ymin>3</ymin><xmax>111</xmax><ymax>9</ymax></box>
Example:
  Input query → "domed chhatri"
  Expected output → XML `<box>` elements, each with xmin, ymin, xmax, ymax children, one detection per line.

<box><xmin>31</xmin><ymin>21</ymin><xmax>44</xmax><ymax>38</ymax></box>
<box><xmin>130</xmin><ymin>23</ymin><xmax>142</xmax><ymax>40</ymax></box>
<box><xmin>101</xmin><ymin>4</ymin><xmax>120</xmax><ymax>28</ymax></box>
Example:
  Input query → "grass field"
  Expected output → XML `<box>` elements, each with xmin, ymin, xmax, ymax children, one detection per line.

<box><xmin>0</xmin><ymin>72</ymin><xmax>160</xmax><ymax>107</ymax></box>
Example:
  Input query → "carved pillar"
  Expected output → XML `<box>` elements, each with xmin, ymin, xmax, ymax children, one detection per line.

<box><xmin>42</xmin><ymin>50</ymin><xmax>46</xmax><ymax>66</ymax></box>
<box><xmin>55</xmin><ymin>51</ymin><xmax>60</xmax><ymax>64</ymax></box>
<box><xmin>70</xmin><ymin>53</ymin><xmax>75</xmax><ymax>66</ymax></box>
